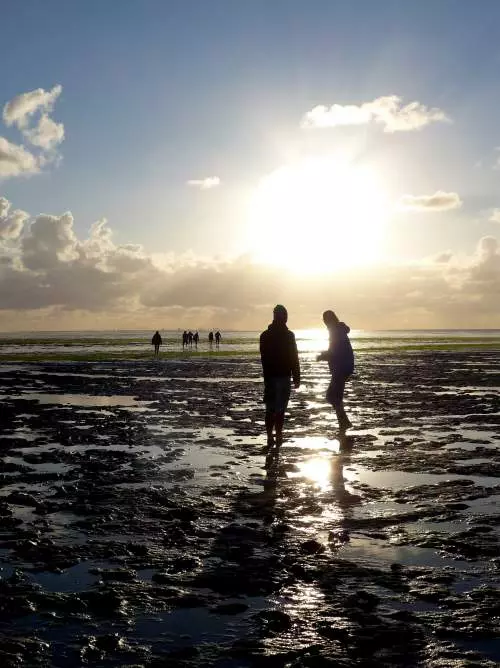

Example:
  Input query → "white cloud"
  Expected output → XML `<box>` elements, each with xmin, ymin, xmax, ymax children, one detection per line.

<box><xmin>187</xmin><ymin>176</ymin><xmax>221</xmax><ymax>190</ymax></box>
<box><xmin>0</xmin><ymin>198</ymin><xmax>498</xmax><ymax>328</ymax></box>
<box><xmin>489</xmin><ymin>208</ymin><xmax>500</xmax><ymax>223</ymax></box>
<box><xmin>0</xmin><ymin>136</ymin><xmax>39</xmax><ymax>179</ymax></box>
<box><xmin>3</xmin><ymin>85</ymin><xmax>62</xmax><ymax>129</ymax></box>
<box><xmin>399</xmin><ymin>191</ymin><xmax>462</xmax><ymax>211</ymax></box>
<box><xmin>0</xmin><ymin>197</ymin><xmax>29</xmax><ymax>241</ymax></box>
<box><xmin>24</xmin><ymin>113</ymin><xmax>65</xmax><ymax>150</ymax></box>
<box><xmin>0</xmin><ymin>85</ymin><xmax>64</xmax><ymax>181</ymax></box>
<box><xmin>301</xmin><ymin>95</ymin><xmax>449</xmax><ymax>133</ymax></box>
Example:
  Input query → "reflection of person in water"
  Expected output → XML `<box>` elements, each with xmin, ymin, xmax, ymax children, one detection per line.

<box><xmin>317</xmin><ymin>310</ymin><xmax>354</xmax><ymax>434</ymax></box>
<box><xmin>328</xmin><ymin>436</ymin><xmax>360</xmax><ymax>546</ymax></box>
<box><xmin>151</xmin><ymin>330</ymin><xmax>162</xmax><ymax>357</ymax></box>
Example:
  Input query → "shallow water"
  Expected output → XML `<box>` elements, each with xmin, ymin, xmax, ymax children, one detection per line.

<box><xmin>0</xmin><ymin>349</ymin><xmax>499</xmax><ymax>666</ymax></box>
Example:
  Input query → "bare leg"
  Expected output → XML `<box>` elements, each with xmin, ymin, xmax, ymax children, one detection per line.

<box><xmin>275</xmin><ymin>411</ymin><xmax>285</xmax><ymax>446</ymax></box>
<box><xmin>265</xmin><ymin>411</ymin><xmax>275</xmax><ymax>446</ymax></box>
<box><xmin>328</xmin><ymin>376</ymin><xmax>352</xmax><ymax>433</ymax></box>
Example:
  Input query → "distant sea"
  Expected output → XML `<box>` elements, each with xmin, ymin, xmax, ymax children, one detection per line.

<box><xmin>0</xmin><ymin>329</ymin><xmax>499</xmax><ymax>357</ymax></box>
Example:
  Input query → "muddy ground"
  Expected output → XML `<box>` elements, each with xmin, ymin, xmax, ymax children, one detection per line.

<box><xmin>0</xmin><ymin>350</ymin><xmax>499</xmax><ymax>667</ymax></box>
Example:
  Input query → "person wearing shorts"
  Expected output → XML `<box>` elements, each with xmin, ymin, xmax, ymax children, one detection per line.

<box><xmin>259</xmin><ymin>305</ymin><xmax>301</xmax><ymax>448</ymax></box>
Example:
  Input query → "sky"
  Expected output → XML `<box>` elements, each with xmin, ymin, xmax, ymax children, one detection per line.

<box><xmin>1</xmin><ymin>0</ymin><xmax>499</xmax><ymax>330</ymax></box>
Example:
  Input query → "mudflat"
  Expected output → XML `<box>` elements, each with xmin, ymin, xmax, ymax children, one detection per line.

<box><xmin>0</xmin><ymin>349</ymin><xmax>499</xmax><ymax>667</ymax></box>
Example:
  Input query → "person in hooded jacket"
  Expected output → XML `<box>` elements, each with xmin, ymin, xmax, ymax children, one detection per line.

<box><xmin>317</xmin><ymin>310</ymin><xmax>354</xmax><ymax>433</ymax></box>
<box><xmin>260</xmin><ymin>305</ymin><xmax>301</xmax><ymax>448</ymax></box>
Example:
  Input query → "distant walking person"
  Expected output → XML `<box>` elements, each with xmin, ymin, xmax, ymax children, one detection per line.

<box><xmin>152</xmin><ymin>330</ymin><xmax>162</xmax><ymax>357</ymax></box>
<box><xmin>260</xmin><ymin>305</ymin><xmax>300</xmax><ymax>448</ymax></box>
<box><xmin>215</xmin><ymin>330</ymin><xmax>221</xmax><ymax>348</ymax></box>
<box><xmin>193</xmin><ymin>331</ymin><xmax>199</xmax><ymax>349</ymax></box>
<box><xmin>182</xmin><ymin>331</ymin><xmax>188</xmax><ymax>350</ymax></box>
<box><xmin>317</xmin><ymin>310</ymin><xmax>354</xmax><ymax>434</ymax></box>
<box><xmin>187</xmin><ymin>331</ymin><xmax>193</xmax><ymax>348</ymax></box>
<box><xmin>208</xmin><ymin>331</ymin><xmax>214</xmax><ymax>348</ymax></box>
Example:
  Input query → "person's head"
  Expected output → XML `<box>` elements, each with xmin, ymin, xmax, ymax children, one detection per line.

<box><xmin>273</xmin><ymin>304</ymin><xmax>288</xmax><ymax>324</ymax></box>
<box><xmin>322</xmin><ymin>310</ymin><xmax>339</xmax><ymax>327</ymax></box>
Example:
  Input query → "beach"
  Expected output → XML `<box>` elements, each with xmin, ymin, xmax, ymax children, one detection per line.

<box><xmin>0</xmin><ymin>333</ymin><xmax>499</xmax><ymax>667</ymax></box>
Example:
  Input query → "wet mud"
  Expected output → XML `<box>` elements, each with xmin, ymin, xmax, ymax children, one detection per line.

<box><xmin>0</xmin><ymin>350</ymin><xmax>499</xmax><ymax>667</ymax></box>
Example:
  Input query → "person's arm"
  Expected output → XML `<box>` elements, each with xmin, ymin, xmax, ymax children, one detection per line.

<box><xmin>290</xmin><ymin>333</ymin><xmax>300</xmax><ymax>388</ymax></box>
<box><xmin>317</xmin><ymin>329</ymin><xmax>334</xmax><ymax>362</ymax></box>
<box><xmin>259</xmin><ymin>333</ymin><xmax>270</xmax><ymax>379</ymax></box>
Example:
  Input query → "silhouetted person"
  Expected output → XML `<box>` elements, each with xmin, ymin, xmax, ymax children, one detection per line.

<box><xmin>317</xmin><ymin>310</ymin><xmax>354</xmax><ymax>434</ymax></box>
<box><xmin>208</xmin><ymin>331</ymin><xmax>214</xmax><ymax>348</ymax></box>
<box><xmin>215</xmin><ymin>330</ymin><xmax>221</xmax><ymax>348</ymax></box>
<box><xmin>260</xmin><ymin>305</ymin><xmax>300</xmax><ymax>449</ymax></box>
<box><xmin>187</xmin><ymin>331</ymin><xmax>193</xmax><ymax>348</ymax></box>
<box><xmin>151</xmin><ymin>330</ymin><xmax>162</xmax><ymax>357</ymax></box>
<box><xmin>193</xmin><ymin>331</ymin><xmax>199</xmax><ymax>349</ymax></box>
<box><xmin>182</xmin><ymin>330</ymin><xmax>188</xmax><ymax>350</ymax></box>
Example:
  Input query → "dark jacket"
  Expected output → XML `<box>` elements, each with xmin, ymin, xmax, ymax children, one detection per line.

<box><xmin>324</xmin><ymin>322</ymin><xmax>354</xmax><ymax>376</ymax></box>
<box><xmin>152</xmin><ymin>332</ymin><xmax>162</xmax><ymax>345</ymax></box>
<box><xmin>260</xmin><ymin>322</ymin><xmax>300</xmax><ymax>384</ymax></box>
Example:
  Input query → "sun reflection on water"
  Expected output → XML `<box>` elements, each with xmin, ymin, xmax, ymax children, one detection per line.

<box><xmin>289</xmin><ymin>457</ymin><xmax>333</xmax><ymax>491</ymax></box>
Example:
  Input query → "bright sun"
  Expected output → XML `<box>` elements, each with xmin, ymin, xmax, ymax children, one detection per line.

<box><xmin>247</xmin><ymin>156</ymin><xmax>389</xmax><ymax>273</ymax></box>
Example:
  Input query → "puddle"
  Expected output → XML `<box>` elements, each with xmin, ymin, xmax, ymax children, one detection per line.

<box><xmin>340</xmin><ymin>537</ymin><xmax>479</xmax><ymax>570</ymax></box>
<box><xmin>12</xmin><ymin>393</ymin><xmax>155</xmax><ymax>408</ymax></box>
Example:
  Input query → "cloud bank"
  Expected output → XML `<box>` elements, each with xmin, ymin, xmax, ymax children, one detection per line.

<box><xmin>399</xmin><ymin>191</ymin><xmax>462</xmax><ymax>212</ymax></box>
<box><xmin>0</xmin><ymin>196</ymin><xmax>498</xmax><ymax>330</ymax></box>
<box><xmin>0</xmin><ymin>85</ymin><xmax>64</xmax><ymax>180</ymax></box>
<box><xmin>301</xmin><ymin>95</ymin><xmax>449</xmax><ymax>133</ymax></box>
<box><xmin>489</xmin><ymin>209</ymin><xmax>500</xmax><ymax>224</ymax></box>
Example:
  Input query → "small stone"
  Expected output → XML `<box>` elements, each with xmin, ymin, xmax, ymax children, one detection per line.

<box><xmin>301</xmin><ymin>539</ymin><xmax>325</xmax><ymax>555</ymax></box>
<box><xmin>254</xmin><ymin>609</ymin><xmax>292</xmax><ymax>633</ymax></box>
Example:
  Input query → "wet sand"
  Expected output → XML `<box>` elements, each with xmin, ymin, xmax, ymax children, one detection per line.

<box><xmin>0</xmin><ymin>350</ymin><xmax>499</xmax><ymax>667</ymax></box>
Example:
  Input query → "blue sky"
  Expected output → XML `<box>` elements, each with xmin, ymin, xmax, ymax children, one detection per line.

<box><xmin>1</xmin><ymin>1</ymin><xmax>499</xmax><ymax>329</ymax></box>
<box><xmin>2</xmin><ymin>1</ymin><xmax>500</xmax><ymax>253</ymax></box>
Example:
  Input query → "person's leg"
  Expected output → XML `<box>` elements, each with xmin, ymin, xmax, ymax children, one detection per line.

<box><xmin>274</xmin><ymin>378</ymin><xmax>291</xmax><ymax>446</ymax></box>
<box><xmin>333</xmin><ymin>376</ymin><xmax>352</xmax><ymax>432</ymax></box>
<box><xmin>265</xmin><ymin>411</ymin><xmax>275</xmax><ymax>446</ymax></box>
<box><xmin>327</xmin><ymin>376</ymin><xmax>349</xmax><ymax>432</ymax></box>
<box><xmin>264</xmin><ymin>379</ymin><xmax>276</xmax><ymax>447</ymax></box>
<box><xmin>275</xmin><ymin>411</ymin><xmax>285</xmax><ymax>445</ymax></box>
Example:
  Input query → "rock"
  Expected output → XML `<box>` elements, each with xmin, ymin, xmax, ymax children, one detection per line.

<box><xmin>254</xmin><ymin>609</ymin><xmax>292</xmax><ymax>633</ymax></box>
<box><xmin>95</xmin><ymin>633</ymin><xmax>124</xmax><ymax>651</ymax></box>
<box><xmin>300</xmin><ymin>539</ymin><xmax>325</xmax><ymax>555</ymax></box>
<box><xmin>168</xmin><ymin>556</ymin><xmax>201</xmax><ymax>573</ymax></box>
<box><xmin>7</xmin><ymin>492</ymin><xmax>39</xmax><ymax>507</ymax></box>
<box><xmin>345</xmin><ymin>590</ymin><xmax>380</xmax><ymax>612</ymax></box>
<box><xmin>126</xmin><ymin>542</ymin><xmax>148</xmax><ymax>556</ymax></box>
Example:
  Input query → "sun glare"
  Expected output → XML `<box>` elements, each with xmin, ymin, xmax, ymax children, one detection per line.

<box><xmin>248</xmin><ymin>156</ymin><xmax>389</xmax><ymax>273</ymax></box>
